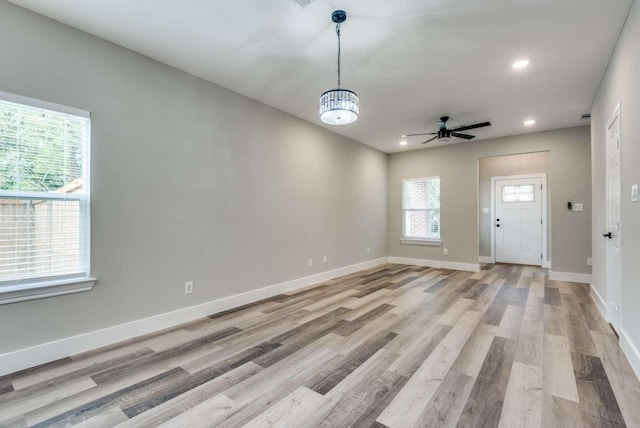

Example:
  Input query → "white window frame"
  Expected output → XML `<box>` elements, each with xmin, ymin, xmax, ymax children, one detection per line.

<box><xmin>401</xmin><ymin>176</ymin><xmax>442</xmax><ymax>246</ymax></box>
<box><xmin>0</xmin><ymin>91</ymin><xmax>96</xmax><ymax>305</ymax></box>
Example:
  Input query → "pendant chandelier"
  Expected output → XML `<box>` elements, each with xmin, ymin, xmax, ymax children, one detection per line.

<box><xmin>319</xmin><ymin>10</ymin><xmax>359</xmax><ymax>126</ymax></box>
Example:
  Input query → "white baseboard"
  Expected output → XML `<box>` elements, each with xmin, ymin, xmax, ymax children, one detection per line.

<box><xmin>0</xmin><ymin>257</ymin><xmax>387</xmax><ymax>377</ymax></box>
<box><xmin>620</xmin><ymin>330</ymin><xmax>640</xmax><ymax>381</ymax></box>
<box><xmin>589</xmin><ymin>284</ymin><xmax>607</xmax><ymax>320</ymax></box>
<box><xmin>549</xmin><ymin>271</ymin><xmax>592</xmax><ymax>284</ymax></box>
<box><xmin>388</xmin><ymin>256</ymin><xmax>480</xmax><ymax>272</ymax></box>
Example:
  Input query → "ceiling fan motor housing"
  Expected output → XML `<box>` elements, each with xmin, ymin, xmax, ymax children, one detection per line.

<box><xmin>438</xmin><ymin>129</ymin><xmax>451</xmax><ymax>139</ymax></box>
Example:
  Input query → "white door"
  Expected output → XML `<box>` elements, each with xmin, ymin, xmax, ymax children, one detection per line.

<box><xmin>495</xmin><ymin>177</ymin><xmax>543</xmax><ymax>266</ymax></box>
<box><xmin>606</xmin><ymin>104</ymin><xmax>622</xmax><ymax>332</ymax></box>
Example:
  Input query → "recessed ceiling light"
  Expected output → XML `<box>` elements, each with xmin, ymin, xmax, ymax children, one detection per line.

<box><xmin>524</xmin><ymin>119</ymin><xmax>536</xmax><ymax>126</ymax></box>
<box><xmin>512</xmin><ymin>59</ymin><xmax>530</xmax><ymax>69</ymax></box>
<box><xmin>399</xmin><ymin>139</ymin><xmax>408</xmax><ymax>146</ymax></box>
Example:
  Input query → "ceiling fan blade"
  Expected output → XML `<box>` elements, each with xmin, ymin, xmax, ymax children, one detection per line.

<box><xmin>422</xmin><ymin>136</ymin><xmax>438</xmax><ymax>144</ymax></box>
<box><xmin>451</xmin><ymin>133</ymin><xmax>475</xmax><ymax>140</ymax></box>
<box><xmin>406</xmin><ymin>132</ymin><xmax>437</xmax><ymax>137</ymax></box>
<box><xmin>450</xmin><ymin>121</ymin><xmax>491</xmax><ymax>132</ymax></box>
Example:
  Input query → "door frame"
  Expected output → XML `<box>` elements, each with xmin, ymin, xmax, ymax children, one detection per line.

<box><xmin>605</xmin><ymin>102</ymin><xmax>622</xmax><ymax>329</ymax></box>
<box><xmin>490</xmin><ymin>173</ymin><xmax>548</xmax><ymax>267</ymax></box>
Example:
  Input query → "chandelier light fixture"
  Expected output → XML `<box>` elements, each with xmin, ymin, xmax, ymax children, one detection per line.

<box><xmin>319</xmin><ymin>10</ymin><xmax>359</xmax><ymax>126</ymax></box>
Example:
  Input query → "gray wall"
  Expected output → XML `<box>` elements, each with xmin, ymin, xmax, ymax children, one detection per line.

<box><xmin>478</xmin><ymin>152</ymin><xmax>550</xmax><ymax>259</ymax></box>
<box><xmin>388</xmin><ymin>126</ymin><xmax>591</xmax><ymax>274</ymax></box>
<box><xmin>591</xmin><ymin>0</ymin><xmax>640</xmax><ymax>352</ymax></box>
<box><xmin>0</xmin><ymin>1</ymin><xmax>388</xmax><ymax>353</ymax></box>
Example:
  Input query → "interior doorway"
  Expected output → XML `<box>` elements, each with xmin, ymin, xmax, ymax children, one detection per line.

<box><xmin>493</xmin><ymin>176</ymin><xmax>544</xmax><ymax>266</ymax></box>
<box><xmin>478</xmin><ymin>152</ymin><xmax>550</xmax><ymax>267</ymax></box>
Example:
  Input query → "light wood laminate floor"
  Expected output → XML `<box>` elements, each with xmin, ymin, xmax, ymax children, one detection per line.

<box><xmin>1</xmin><ymin>263</ymin><xmax>639</xmax><ymax>427</ymax></box>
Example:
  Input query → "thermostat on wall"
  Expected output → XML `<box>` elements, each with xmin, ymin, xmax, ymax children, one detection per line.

<box><xmin>572</xmin><ymin>203</ymin><xmax>584</xmax><ymax>212</ymax></box>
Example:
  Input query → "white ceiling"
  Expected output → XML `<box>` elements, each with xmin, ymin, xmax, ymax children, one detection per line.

<box><xmin>9</xmin><ymin>0</ymin><xmax>632</xmax><ymax>153</ymax></box>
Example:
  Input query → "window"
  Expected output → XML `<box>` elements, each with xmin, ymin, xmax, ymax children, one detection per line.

<box><xmin>0</xmin><ymin>91</ymin><xmax>94</xmax><ymax>303</ymax></box>
<box><xmin>402</xmin><ymin>177</ymin><xmax>441</xmax><ymax>242</ymax></box>
<box><xmin>502</xmin><ymin>184</ymin><xmax>534</xmax><ymax>202</ymax></box>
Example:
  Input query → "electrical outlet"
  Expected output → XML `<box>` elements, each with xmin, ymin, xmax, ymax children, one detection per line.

<box><xmin>308</xmin><ymin>258</ymin><xmax>313</xmax><ymax>268</ymax></box>
<box><xmin>366</xmin><ymin>248</ymin><xmax>371</xmax><ymax>254</ymax></box>
<box><xmin>587</xmin><ymin>257</ymin><xmax>593</xmax><ymax>266</ymax></box>
<box><xmin>443</xmin><ymin>248</ymin><xmax>449</xmax><ymax>255</ymax></box>
<box><xmin>184</xmin><ymin>281</ymin><xmax>193</xmax><ymax>295</ymax></box>
<box><xmin>323</xmin><ymin>256</ymin><xmax>327</xmax><ymax>264</ymax></box>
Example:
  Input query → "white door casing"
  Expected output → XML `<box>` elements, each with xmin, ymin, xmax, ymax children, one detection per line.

<box><xmin>492</xmin><ymin>175</ymin><xmax>546</xmax><ymax>266</ymax></box>
<box><xmin>605</xmin><ymin>102</ymin><xmax>622</xmax><ymax>332</ymax></box>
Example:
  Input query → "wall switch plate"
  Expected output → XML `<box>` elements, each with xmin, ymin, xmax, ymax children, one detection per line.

<box><xmin>572</xmin><ymin>203</ymin><xmax>583</xmax><ymax>212</ymax></box>
<box><xmin>184</xmin><ymin>281</ymin><xmax>193</xmax><ymax>295</ymax></box>
<box><xmin>323</xmin><ymin>256</ymin><xmax>327</xmax><ymax>264</ymax></box>
<box><xmin>587</xmin><ymin>257</ymin><xmax>593</xmax><ymax>266</ymax></box>
<box><xmin>366</xmin><ymin>248</ymin><xmax>371</xmax><ymax>254</ymax></box>
<box><xmin>483</xmin><ymin>207</ymin><xmax>490</xmax><ymax>214</ymax></box>
<box><xmin>308</xmin><ymin>258</ymin><xmax>313</xmax><ymax>267</ymax></box>
<box><xmin>443</xmin><ymin>248</ymin><xmax>449</xmax><ymax>255</ymax></box>
<box><xmin>632</xmin><ymin>184</ymin><xmax>639</xmax><ymax>202</ymax></box>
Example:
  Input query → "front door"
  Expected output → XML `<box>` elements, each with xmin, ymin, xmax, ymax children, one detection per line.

<box><xmin>606</xmin><ymin>104</ymin><xmax>622</xmax><ymax>332</ymax></box>
<box><xmin>495</xmin><ymin>177</ymin><xmax>543</xmax><ymax>266</ymax></box>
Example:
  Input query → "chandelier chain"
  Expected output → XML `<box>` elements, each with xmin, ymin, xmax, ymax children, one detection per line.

<box><xmin>336</xmin><ymin>23</ymin><xmax>341</xmax><ymax>88</ymax></box>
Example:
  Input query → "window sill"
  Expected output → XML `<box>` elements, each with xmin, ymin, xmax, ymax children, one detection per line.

<box><xmin>0</xmin><ymin>277</ymin><xmax>97</xmax><ymax>305</ymax></box>
<box><xmin>400</xmin><ymin>238</ymin><xmax>442</xmax><ymax>246</ymax></box>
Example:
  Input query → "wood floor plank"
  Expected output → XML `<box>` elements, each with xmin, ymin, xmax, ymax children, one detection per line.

<box><xmin>329</xmin><ymin>370</ymin><xmax>408</xmax><ymax>428</ymax></box>
<box><xmin>438</xmin><ymin>298</ymin><xmax>475</xmax><ymax>326</ymax></box>
<box><xmin>543</xmin><ymin>334</ymin><xmax>579</xmax><ymax>402</ymax></box>
<box><xmin>572</xmin><ymin>352</ymin><xmax>626</xmax><ymax>427</ymax></box>
<box><xmin>514</xmin><ymin>316</ymin><xmax>544</xmax><ymax>367</ymax></box>
<box><xmin>121</xmin><ymin>342</ymin><xmax>281</xmax><ymax>418</ymax></box>
<box><xmin>90</xmin><ymin>327</ymin><xmax>242</xmax><ymax>385</ymax></box>
<box><xmin>544</xmin><ymin>287</ymin><xmax>562</xmax><ymax>306</ymax></box>
<box><xmin>457</xmin><ymin>336</ymin><xmax>516</xmax><ymax>427</ymax></box>
<box><xmin>498</xmin><ymin>361</ymin><xmax>543</xmax><ymax>428</ymax></box>
<box><xmin>562</xmin><ymin>295</ymin><xmax>599</xmax><ymax>357</ymax></box>
<box><xmin>591</xmin><ymin>330</ymin><xmax>640</xmax><ymax>428</ymax></box>
<box><xmin>12</xmin><ymin>347</ymin><xmax>156</xmax><ymax>392</ymax></box>
<box><xmin>2</xmin><ymin>263</ymin><xmax>638</xmax><ymax>428</ymax></box>
<box><xmin>0</xmin><ymin>417</ymin><xmax>27</xmax><ymax>428</ymax></box>
<box><xmin>72</xmin><ymin>406</ymin><xmax>129</xmax><ymax>428</ymax></box>
<box><xmin>387</xmin><ymin>323</ymin><xmax>451</xmax><ymax>378</ymax></box>
<box><xmin>375</xmin><ymin>344</ymin><xmax>462</xmax><ymax>427</ymax></box>
<box><xmin>115</xmin><ymin>362</ymin><xmax>262</xmax><ymax>427</ymax></box>
<box><xmin>30</xmin><ymin>368</ymin><xmax>188</xmax><ymax>427</ymax></box>
<box><xmin>542</xmin><ymin>393</ymin><xmax>584</xmax><ymax>428</ymax></box>
<box><xmin>307</xmin><ymin>330</ymin><xmax>398</xmax><ymax>395</ymax></box>
<box><xmin>242</xmin><ymin>386</ymin><xmax>325</xmax><ymax>428</ymax></box>
<box><xmin>452</xmin><ymin>323</ymin><xmax>498</xmax><ymax>378</ymax></box>
<box><xmin>304</xmin><ymin>349</ymin><xmax>400</xmax><ymax>428</ymax></box>
<box><xmin>0</xmin><ymin>376</ymin><xmax>97</xmax><ymax>425</ymax></box>
<box><xmin>332</xmin><ymin>304</ymin><xmax>395</xmax><ymax>337</ymax></box>
<box><xmin>414</xmin><ymin>370</ymin><xmax>476</xmax><ymax>428</ymax></box>
<box><xmin>497</xmin><ymin>305</ymin><xmax>525</xmax><ymax>340</ymax></box>
<box><xmin>156</xmin><ymin>394</ymin><xmax>235</xmax><ymax>428</ymax></box>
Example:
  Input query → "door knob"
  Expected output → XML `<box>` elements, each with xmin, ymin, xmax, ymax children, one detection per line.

<box><xmin>603</xmin><ymin>232</ymin><xmax>612</xmax><ymax>239</ymax></box>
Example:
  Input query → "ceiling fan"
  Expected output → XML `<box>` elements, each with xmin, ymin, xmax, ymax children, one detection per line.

<box><xmin>407</xmin><ymin>116</ymin><xmax>492</xmax><ymax>144</ymax></box>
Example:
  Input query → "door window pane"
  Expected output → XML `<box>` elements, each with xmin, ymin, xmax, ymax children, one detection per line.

<box><xmin>502</xmin><ymin>184</ymin><xmax>534</xmax><ymax>202</ymax></box>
